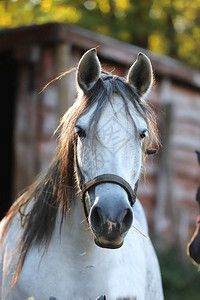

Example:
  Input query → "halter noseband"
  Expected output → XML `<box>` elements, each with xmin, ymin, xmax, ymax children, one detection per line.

<box><xmin>80</xmin><ymin>174</ymin><xmax>139</xmax><ymax>221</ymax></box>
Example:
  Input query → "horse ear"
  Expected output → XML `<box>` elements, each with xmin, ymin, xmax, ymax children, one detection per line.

<box><xmin>77</xmin><ymin>48</ymin><xmax>101</xmax><ymax>92</ymax></box>
<box><xmin>127</xmin><ymin>53</ymin><xmax>153</xmax><ymax>99</ymax></box>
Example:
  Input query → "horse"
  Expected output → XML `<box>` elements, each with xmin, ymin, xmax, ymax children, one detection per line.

<box><xmin>187</xmin><ymin>151</ymin><xmax>200</xmax><ymax>265</ymax></box>
<box><xmin>0</xmin><ymin>48</ymin><xmax>163</xmax><ymax>300</ymax></box>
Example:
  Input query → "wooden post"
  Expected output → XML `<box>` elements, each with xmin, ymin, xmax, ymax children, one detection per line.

<box><xmin>55</xmin><ymin>44</ymin><xmax>76</xmax><ymax>118</ymax></box>
<box><xmin>153</xmin><ymin>78</ymin><xmax>178</xmax><ymax>249</ymax></box>
<box><xmin>13</xmin><ymin>46</ymin><xmax>40</xmax><ymax>198</ymax></box>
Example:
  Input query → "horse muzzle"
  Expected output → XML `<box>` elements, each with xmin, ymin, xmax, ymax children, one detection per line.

<box><xmin>90</xmin><ymin>204</ymin><xmax>133</xmax><ymax>249</ymax></box>
<box><xmin>94</xmin><ymin>219</ymin><xmax>124</xmax><ymax>249</ymax></box>
<box><xmin>80</xmin><ymin>174</ymin><xmax>136</xmax><ymax>249</ymax></box>
<box><xmin>95</xmin><ymin>235</ymin><xmax>123</xmax><ymax>249</ymax></box>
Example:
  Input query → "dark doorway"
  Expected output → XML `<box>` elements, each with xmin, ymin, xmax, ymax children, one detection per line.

<box><xmin>0</xmin><ymin>51</ymin><xmax>17</xmax><ymax>220</ymax></box>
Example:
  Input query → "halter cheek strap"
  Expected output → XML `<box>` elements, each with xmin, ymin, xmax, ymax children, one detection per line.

<box><xmin>80</xmin><ymin>174</ymin><xmax>139</xmax><ymax>220</ymax></box>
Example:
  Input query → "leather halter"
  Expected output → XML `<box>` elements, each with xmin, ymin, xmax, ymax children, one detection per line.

<box><xmin>80</xmin><ymin>173</ymin><xmax>139</xmax><ymax>220</ymax></box>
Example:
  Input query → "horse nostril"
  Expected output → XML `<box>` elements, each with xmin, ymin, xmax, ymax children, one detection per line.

<box><xmin>121</xmin><ymin>208</ymin><xmax>133</xmax><ymax>232</ymax></box>
<box><xmin>90</xmin><ymin>205</ymin><xmax>133</xmax><ymax>235</ymax></box>
<box><xmin>90</xmin><ymin>206</ymin><xmax>102</xmax><ymax>232</ymax></box>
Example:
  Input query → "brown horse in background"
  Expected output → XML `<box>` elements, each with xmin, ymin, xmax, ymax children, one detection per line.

<box><xmin>187</xmin><ymin>151</ymin><xmax>200</xmax><ymax>264</ymax></box>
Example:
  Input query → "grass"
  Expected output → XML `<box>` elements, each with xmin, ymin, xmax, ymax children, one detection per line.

<box><xmin>158</xmin><ymin>248</ymin><xmax>200</xmax><ymax>300</ymax></box>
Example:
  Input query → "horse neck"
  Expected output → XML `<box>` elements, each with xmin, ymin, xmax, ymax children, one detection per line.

<box><xmin>57</xmin><ymin>195</ymin><xmax>94</xmax><ymax>254</ymax></box>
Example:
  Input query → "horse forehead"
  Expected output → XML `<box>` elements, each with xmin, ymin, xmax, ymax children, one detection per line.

<box><xmin>98</xmin><ymin>94</ymin><xmax>146</xmax><ymax>129</ymax></box>
<box><xmin>78</xmin><ymin>94</ymin><xmax>145</xmax><ymax>129</ymax></box>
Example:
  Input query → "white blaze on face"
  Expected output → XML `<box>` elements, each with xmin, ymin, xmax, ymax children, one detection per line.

<box><xmin>76</xmin><ymin>94</ymin><xmax>148</xmax><ymax>190</ymax></box>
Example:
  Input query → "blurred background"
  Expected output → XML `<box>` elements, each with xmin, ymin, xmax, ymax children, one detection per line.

<box><xmin>1</xmin><ymin>1</ymin><xmax>200</xmax><ymax>299</ymax></box>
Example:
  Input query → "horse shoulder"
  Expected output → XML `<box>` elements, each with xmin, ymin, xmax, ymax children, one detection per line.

<box><xmin>0</xmin><ymin>195</ymin><xmax>32</xmax><ymax>250</ymax></box>
<box><xmin>0</xmin><ymin>197</ymin><xmax>34</xmax><ymax>299</ymax></box>
<box><xmin>0</xmin><ymin>205</ymin><xmax>23</xmax><ymax>258</ymax></box>
<box><xmin>131</xmin><ymin>200</ymin><xmax>164</xmax><ymax>299</ymax></box>
<box><xmin>0</xmin><ymin>211</ymin><xmax>22</xmax><ymax>298</ymax></box>
<box><xmin>133</xmin><ymin>199</ymin><xmax>148</xmax><ymax>236</ymax></box>
<box><xmin>144</xmin><ymin>239</ymin><xmax>164</xmax><ymax>300</ymax></box>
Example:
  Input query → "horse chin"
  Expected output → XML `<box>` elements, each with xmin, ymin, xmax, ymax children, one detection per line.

<box><xmin>94</xmin><ymin>236</ymin><xmax>123</xmax><ymax>249</ymax></box>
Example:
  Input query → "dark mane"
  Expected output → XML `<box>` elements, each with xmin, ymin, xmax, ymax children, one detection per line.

<box><xmin>1</xmin><ymin>72</ymin><xmax>159</xmax><ymax>289</ymax></box>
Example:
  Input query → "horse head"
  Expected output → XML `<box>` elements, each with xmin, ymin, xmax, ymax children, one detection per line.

<box><xmin>74</xmin><ymin>48</ymin><xmax>156</xmax><ymax>249</ymax></box>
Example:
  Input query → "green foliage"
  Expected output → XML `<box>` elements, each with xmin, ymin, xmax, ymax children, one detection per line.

<box><xmin>158</xmin><ymin>248</ymin><xmax>200</xmax><ymax>300</ymax></box>
<box><xmin>1</xmin><ymin>0</ymin><xmax>200</xmax><ymax>68</ymax></box>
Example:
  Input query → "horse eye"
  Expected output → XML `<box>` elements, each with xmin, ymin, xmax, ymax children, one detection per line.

<box><xmin>139</xmin><ymin>130</ymin><xmax>147</xmax><ymax>139</ymax></box>
<box><xmin>75</xmin><ymin>126</ymin><xmax>86</xmax><ymax>138</ymax></box>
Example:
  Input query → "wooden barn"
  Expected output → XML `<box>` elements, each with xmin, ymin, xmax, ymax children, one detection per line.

<box><xmin>1</xmin><ymin>23</ymin><xmax>200</xmax><ymax>254</ymax></box>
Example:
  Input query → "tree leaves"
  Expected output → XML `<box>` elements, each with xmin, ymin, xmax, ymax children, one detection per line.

<box><xmin>1</xmin><ymin>0</ymin><xmax>200</xmax><ymax>69</ymax></box>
